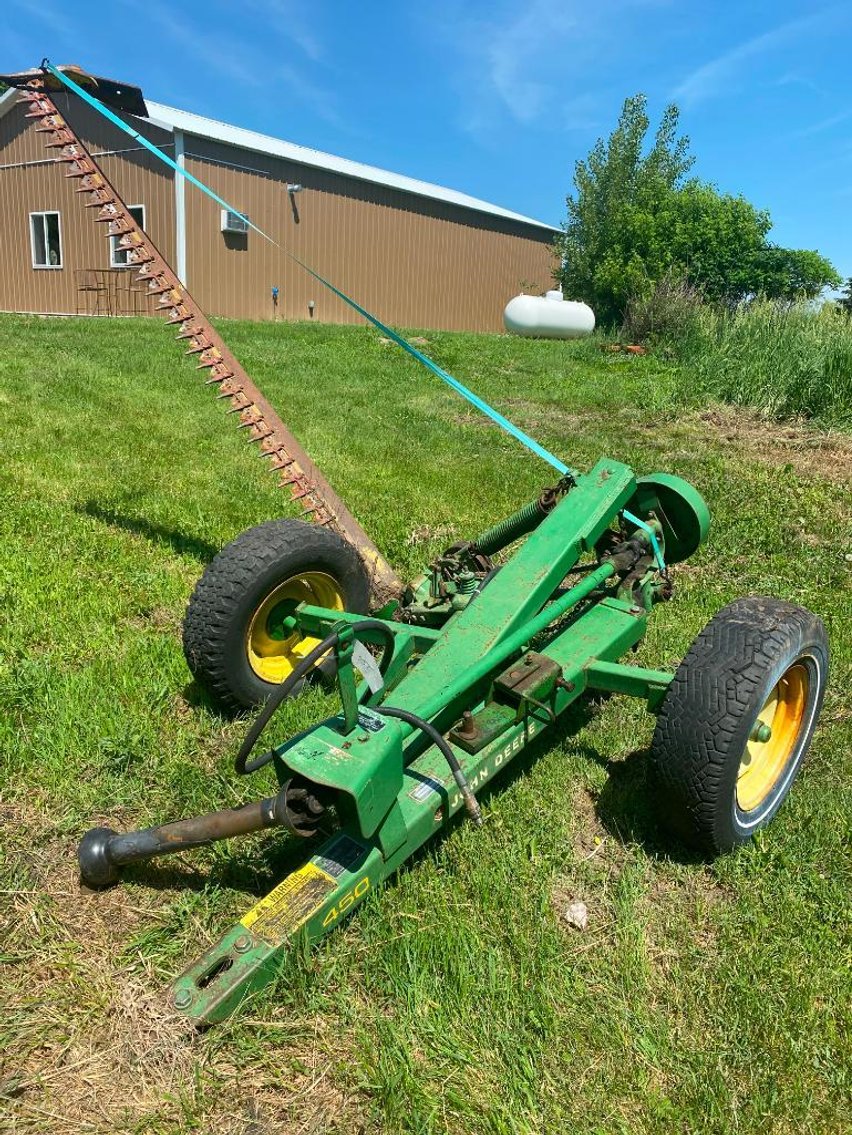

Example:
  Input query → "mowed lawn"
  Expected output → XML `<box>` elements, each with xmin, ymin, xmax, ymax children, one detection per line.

<box><xmin>0</xmin><ymin>313</ymin><xmax>850</xmax><ymax>1135</ymax></box>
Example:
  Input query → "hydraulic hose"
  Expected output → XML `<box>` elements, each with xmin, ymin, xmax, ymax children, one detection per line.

<box><xmin>373</xmin><ymin>705</ymin><xmax>483</xmax><ymax>826</ymax></box>
<box><xmin>234</xmin><ymin>621</ymin><xmax>484</xmax><ymax>830</ymax></box>
<box><xmin>234</xmin><ymin>619</ymin><xmax>396</xmax><ymax>775</ymax></box>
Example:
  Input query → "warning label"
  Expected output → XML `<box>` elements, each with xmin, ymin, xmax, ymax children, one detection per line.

<box><xmin>240</xmin><ymin>863</ymin><xmax>336</xmax><ymax>946</ymax></box>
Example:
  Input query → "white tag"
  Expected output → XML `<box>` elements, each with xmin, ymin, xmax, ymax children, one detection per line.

<box><xmin>352</xmin><ymin>640</ymin><xmax>384</xmax><ymax>694</ymax></box>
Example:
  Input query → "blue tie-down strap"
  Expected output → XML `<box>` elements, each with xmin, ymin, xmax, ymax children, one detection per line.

<box><xmin>43</xmin><ymin>62</ymin><xmax>635</xmax><ymax>509</ymax></box>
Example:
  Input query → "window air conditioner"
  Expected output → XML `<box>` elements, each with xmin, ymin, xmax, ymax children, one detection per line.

<box><xmin>221</xmin><ymin>209</ymin><xmax>249</xmax><ymax>234</ymax></box>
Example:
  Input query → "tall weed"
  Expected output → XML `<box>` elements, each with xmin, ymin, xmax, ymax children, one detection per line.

<box><xmin>678</xmin><ymin>300</ymin><xmax>852</xmax><ymax>426</ymax></box>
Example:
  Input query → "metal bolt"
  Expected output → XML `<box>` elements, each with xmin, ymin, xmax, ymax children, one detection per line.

<box><xmin>458</xmin><ymin>710</ymin><xmax>477</xmax><ymax>739</ymax></box>
<box><xmin>173</xmin><ymin>988</ymin><xmax>193</xmax><ymax>1010</ymax></box>
<box><xmin>557</xmin><ymin>678</ymin><xmax>576</xmax><ymax>692</ymax></box>
<box><xmin>233</xmin><ymin>933</ymin><xmax>252</xmax><ymax>953</ymax></box>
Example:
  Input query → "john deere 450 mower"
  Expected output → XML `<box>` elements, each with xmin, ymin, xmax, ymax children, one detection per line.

<box><xmin>79</xmin><ymin>467</ymin><xmax>828</xmax><ymax>1025</ymax></box>
<box><xmin>4</xmin><ymin>63</ymin><xmax>828</xmax><ymax>1028</ymax></box>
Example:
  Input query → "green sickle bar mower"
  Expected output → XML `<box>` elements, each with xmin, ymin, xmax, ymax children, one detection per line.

<box><xmin>79</xmin><ymin>462</ymin><xmax>829</xmax><ymax>1026</ymax></box>
<box><xmin>8</xmin><ymin>60</ymin><xmax>828</xmax><ymax>1028</ymax></box>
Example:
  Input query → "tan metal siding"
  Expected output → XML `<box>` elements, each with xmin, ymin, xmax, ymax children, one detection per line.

<box><xmin>183</xmin><ymin>138</ymin><xmax>556</xmax><ymax>331</ymax></box>
<box><xmin>1</xmin><ymin>94</ymin><xmax>557</xmax><ymax>331</ymax></box>
<box><xmin>0</xmin><ymin>99</ymin><xmax>175</xmax><ymax>314</ymax></box>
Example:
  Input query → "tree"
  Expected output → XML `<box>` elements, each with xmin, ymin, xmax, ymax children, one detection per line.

<box><xmin>659</xmin><ymin>184</ymin><xmax>770</xmax><ymax>306</ymax></box>
<box><xmin>836</xmin><ymin>277</ymin><xmax>852</xmax><ymax>314</ymax></box>
<box><xmin>756</xmin><ymin>247</ymin><xmax>841</xmax><ymax>302</ymax></box>
<box><xmin>556</xmin><ymin>95</ymin><xmax>841</xmax><ymax>323</ymax></box>
<box><xmin>557</xmin><ymin>95</ymin><xmax>694</xmax><ymax>324</ymax></box>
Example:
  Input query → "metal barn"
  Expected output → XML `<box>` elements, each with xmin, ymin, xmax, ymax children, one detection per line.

<box><xmin>0</xmin><ymin>86</ymin><xmax>558</xmax><ymax>331</ymax></box>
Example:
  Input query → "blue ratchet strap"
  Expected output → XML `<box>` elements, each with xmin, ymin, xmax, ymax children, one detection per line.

<box><xmin>44</xmin><ymin>61</ymin><xmax>664</xmax><ymax>571</ymax></box>
<box><xmin>43</xmin><ymin>62</ymin><xmax>275</xmax><ymax>242</ymax></box>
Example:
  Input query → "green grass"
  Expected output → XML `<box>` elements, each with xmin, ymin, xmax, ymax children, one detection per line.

<box><xmin>669</xmin><ymin>299</ymin><xmax>852</xmax><ymax>427</ymax></box>
<box><xmin>0</xmin><ymin>313</ymin><xmax>850</xmax><ymax>1134</ymax></box>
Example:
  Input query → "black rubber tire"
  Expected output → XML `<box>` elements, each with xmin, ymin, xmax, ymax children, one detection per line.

<box><xmin>182</xmin><ymin>519</ymin><xmax>371</xmax><ymax>714</ymax></box>
<box><xmin>650</xmin><ymin>596</ymin><xmax>828</xmax><ymax>856</ymax></box>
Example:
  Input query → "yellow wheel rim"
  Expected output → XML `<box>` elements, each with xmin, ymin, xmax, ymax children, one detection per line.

<box><xmin>246</xmin><ymin>572</ymin><xmax>345</xmax><ymax>684</ymax></box>
<box><xmin>737</xmin><ymin>663</ymin><xmax>809</xmax><ymax>813</ymax></box>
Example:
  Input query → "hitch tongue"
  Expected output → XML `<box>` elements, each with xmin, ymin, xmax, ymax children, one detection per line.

<box><xmin>78</xmin><ymin>791</ymin><xmax>292</xmax><ymax>888</ymax></box>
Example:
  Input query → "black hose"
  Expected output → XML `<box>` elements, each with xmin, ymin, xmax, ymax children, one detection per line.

<box><xmin>373</xmin><ymin>705</ymin><xmax>483</xmax><ymax>826</ymax></box>
<box><xmin>234</xmin><ymin>619</ymin><xmax>396</xmax><ymax>775</ymax></box>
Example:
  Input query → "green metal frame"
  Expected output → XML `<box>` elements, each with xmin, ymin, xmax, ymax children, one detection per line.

<box><xmin>167</xmin><ymin>458</ymin><xmax>707</xmax><ymax>1025</ymax></box>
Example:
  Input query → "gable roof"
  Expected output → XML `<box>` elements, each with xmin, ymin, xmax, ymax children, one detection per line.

<box><xmin>0</xmin><ymin>87</ymin><xmax>558</xmax><ymax>233</ymax></box>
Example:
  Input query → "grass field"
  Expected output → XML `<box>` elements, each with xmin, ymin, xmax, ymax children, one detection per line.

<box><xmin>0</xmin><ymin>313</ymin><xmax>850</xmax><ymax>1135</ymax></box>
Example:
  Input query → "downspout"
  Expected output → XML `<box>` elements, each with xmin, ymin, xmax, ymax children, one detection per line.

<box><xmin>174</xmin><ymin>128</ymin><xmax>186</xmax><ymax>285</ymax></box>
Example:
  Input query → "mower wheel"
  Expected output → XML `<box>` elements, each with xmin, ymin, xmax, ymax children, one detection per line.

<box><xmin>183</xmin><ymin>519</ymin><xmax>371</xmax><ymax>713</ymax></box>
<box><xmin>650</xmin><ymin>597</ymin><xmax>828</xmax><ymax>855</ymax></box>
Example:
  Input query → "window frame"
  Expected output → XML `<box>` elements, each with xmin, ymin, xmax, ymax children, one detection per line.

<box><xmin>29</xmin><ymin>211</ymin><xmax>63</xmax><ymax>270</ymax></box>
<box><xmin>110</xmin><ymin>204</ymin><xmax>146</xmax><ymax>268</ymax></box>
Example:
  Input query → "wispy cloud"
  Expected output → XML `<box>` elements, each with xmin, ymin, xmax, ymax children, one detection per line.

<box><xmin>673</xmin><ymin>8</ymin><xmax>842</xmax><ymax>107</ymax></box>
<box><xmin>274</xmin><ymin>63</ymin><xmax>346</xmax><ymax>130</ymax></box>
<box><xmin>482</xmin><ymin>0</ymin><xmax>578</xmax><ymax>125</ymax></box>
<box><xmin>137</xmin><ymin>1</ymin><xmax>265</xmax><ymax>91</ymax></box>
<box><xmin>238</xmin><ymin>0</ymin><xmax>324</xmax><ymax>62</ymax></box>
<box><xmin>790</xmin><ymin>110</ymin><xmax>852</xmax><ymax>140</ymax></box>
<box><xmin>132</xmin><ymin>0</ymin><xmax>347</xmax><ymax>134</ymax></box>
<box><xmin>434</xmin><ymin>0</ymin><xmax>610</xmax><ymax>139</ymax></box>
<box><xmin>7</xmin><ymin>0</ymin><xmax>74</xmax><ymax>41</ymax></box>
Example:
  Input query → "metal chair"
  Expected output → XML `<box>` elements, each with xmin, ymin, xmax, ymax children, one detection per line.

<box><xmin>75</xmin><ymin>269</ymin><xmax>109</xmax><ymax>315</ymax></box>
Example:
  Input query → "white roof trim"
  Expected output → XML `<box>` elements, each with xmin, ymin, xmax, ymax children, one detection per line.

<box><xmin>0</xmin><ymin>88</ymin><xmax>19</xmax><ymax>118</ymax></box>
<box><xmin>143</xmin><ymin>100</ymin><xmax>559</xmax><ymax>233</ymax></box>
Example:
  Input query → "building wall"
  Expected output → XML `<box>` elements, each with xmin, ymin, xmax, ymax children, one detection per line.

<box><xmin>182</xmin><ymin>138</ymin><xmax>556</xmax><ymax>331</ymax></box>
<box><xmin>0</xmin><ymin>93</ymin><xmax>557</xmax><ymax>331</ymax></box>
<box><xmin>0</xmin><ymin>97</ymin><xmax>175</xmax><ymax>314</ymax></box>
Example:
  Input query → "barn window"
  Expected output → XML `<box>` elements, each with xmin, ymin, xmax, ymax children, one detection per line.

<box><xmin>110</xmin><ymin>204</ymin><xmax>146</xmax><ymax>267</ymax></box>
<box><xmin>30</xmin><ymin>212</ymin><xmax>62</xmax><ymax>269</ymax></box>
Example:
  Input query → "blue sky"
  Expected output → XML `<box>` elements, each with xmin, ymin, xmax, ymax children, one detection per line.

<box><xmin>4</xmin><ymin>0</ymin><xmax>852</xmax><ymax>281</ymax></box>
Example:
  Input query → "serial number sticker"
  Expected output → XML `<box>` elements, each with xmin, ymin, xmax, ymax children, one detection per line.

<box><xmin>357</xmin><ymin>709</ymin><xmax>386</xmax><ymax>733</ymax></box>
<box><xmin>240</xmin><ymin>862</ymin><xmax>336</xmax><ymax>946</ymax></box>
<box><xmin>408</xmin><ymin>774</ymin><xmax>445</xmax><ymax>802</ymax></box>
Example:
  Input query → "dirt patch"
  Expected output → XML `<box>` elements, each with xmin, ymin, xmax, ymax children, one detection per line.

<box><xmin>0</xmin><ymin>802</ymin><xmax>363</xmax><ymax>1134</ymax></box>
<box><xmin>651</xmin><ymin>405</ymin><xmax>852</xmax><ymax>487</ymax></box>
<box><xmin>128</xmin><ymin>605</ymin><xmax>180</xmax><ymax>632</ymax></box>
<box><xmin>450</xmin><ymin>400</ymin><xmax>593</xmax><ymax>434</ymax></box>
<box><xmin>639</xmin><ymin>867</ymin><xmax>732</xmax><ymax>979</ymax></box>
<box><xmin>451</xmin><ymin>396</ymin><xmax>852</xmax><ymax>488</ymax></box>
<box><xmin>551</xmin><ymin>786</ymin><xmax>632</xmax><ymax>937</ymax></box>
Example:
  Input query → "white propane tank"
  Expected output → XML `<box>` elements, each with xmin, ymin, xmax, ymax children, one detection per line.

<box><xmin>503</xmin><ymin>290</ymin><xmax>595</xmax><ymax>339</ymax></box>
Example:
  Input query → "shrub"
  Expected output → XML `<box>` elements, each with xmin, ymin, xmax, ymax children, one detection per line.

<box><xmin>621</xmin><ymin>272</ymin><xmax>705</xmax><ymax>346</ymax></box>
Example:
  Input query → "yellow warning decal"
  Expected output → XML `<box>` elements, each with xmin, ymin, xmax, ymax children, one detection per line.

<box><xmin>240</xmin><ymin>862</ymin><xmax>336</xmax><ymax>946</ymax></box>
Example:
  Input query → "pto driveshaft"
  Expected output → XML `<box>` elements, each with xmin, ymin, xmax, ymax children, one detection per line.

<box><xmin>78</xmin><ymin>792</ymin><xmax>298</xmax><ymax>887</ymax></box>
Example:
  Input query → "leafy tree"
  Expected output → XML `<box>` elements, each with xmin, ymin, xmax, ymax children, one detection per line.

<box><xmin>557</xmin><ymin>95</ymin><xmax>694</xmax><ymax>324</ymax></box>
<box><xmin>836</xmin><ymin>277</ymin><xmax>852</xmax><ymax>313</ymax></box>
<box><xmin>756</xmin><ymin>247</ymin><xmax>840</xmax><ymax>302</ymax></box>
<box><xmin>557</xmin><ymin>95</ymin><xmax>841</xmax><ymax>323</ymax></box>
<box><xmin>659</xmin><ymin>184</ymin><xmax>770</xmax><ymax>306</ymax></box>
